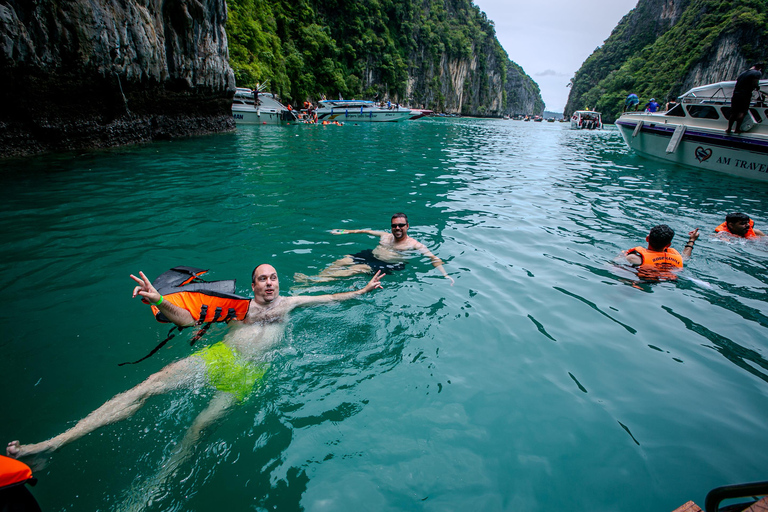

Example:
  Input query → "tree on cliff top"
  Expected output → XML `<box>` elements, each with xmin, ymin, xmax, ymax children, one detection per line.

<box><xmin>226</xmin><ymin>0</ymin><xmax>542</xmax><ymax>114</ymax></box>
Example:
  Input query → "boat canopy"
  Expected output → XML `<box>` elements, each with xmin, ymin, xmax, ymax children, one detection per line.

<box><xmin>318</xmin><ymin>99</ymin><xmax>377</xmax><ymax>108</ymax></box>
<box><xmin>679</xmin><ymin>80</ymin><xmax>768</xmax><ymax>104</ymax></box>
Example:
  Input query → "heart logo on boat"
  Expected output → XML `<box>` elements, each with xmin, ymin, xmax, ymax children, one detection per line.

<box><xmin>695</xmin><ymin>147</ymin><xmax>712</xmax><ymax>162</ymax></box>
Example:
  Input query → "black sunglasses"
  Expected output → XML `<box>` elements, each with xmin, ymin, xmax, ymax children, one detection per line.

<box><xmin>391</xmin><ymin>223</ymin><xmax>407</xmax><ymax>228</ymax></box>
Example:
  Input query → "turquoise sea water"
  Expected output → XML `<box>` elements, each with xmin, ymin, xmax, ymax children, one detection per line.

<box><xmin>1</xmin><ymin>119</ymin><xmax>767</xmax><ymax>511</ymax></box>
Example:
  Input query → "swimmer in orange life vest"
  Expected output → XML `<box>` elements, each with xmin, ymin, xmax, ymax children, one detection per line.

<box><xmin>714</xmin><ymin>212</ymin><xmax>766</xmax><ymax>238</ymax></box>
<box><xmin>7</xmin><ymin>265</ymin><xmax>384</xmax><ymax>464</ymax></box>
<box><xmin>625</xmin><ymin>224</ymin><xmax>700</xmax><ymax>277</ymax></box>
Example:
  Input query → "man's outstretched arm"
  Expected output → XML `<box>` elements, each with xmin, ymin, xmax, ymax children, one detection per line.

<box><xmin>681</xmin><ymin>228</ymin><xmax>700</xmax><ymax>259</ymax></box>
<box><xmin>289</xmin><ymin>271</ymin><xmax>385</xmax><ymax>308</ymax></box>
<box><xmin>415</xmin><ymin>242</ymin><xmax>454</xmax><ymax>285</ymax></box>
<box><xmin>130</xmin><ymin>271</ymin><xmax>196</xmax><ymax>327</ymax></box>
<box><xmin>331</xmin><ymin>228</ymin><xmax>389</xmax><ymax>237</ymax></box>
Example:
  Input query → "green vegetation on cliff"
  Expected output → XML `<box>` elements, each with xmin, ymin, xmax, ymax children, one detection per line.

<box><xmin>226</xmin><ymin>0</ymin><xmax>544</xmax><ymax>114</ymax></box>
<box><xmin>566</xmin><ymin>0</ymin><xmax>768</xmax><ymax>122</ymax></box>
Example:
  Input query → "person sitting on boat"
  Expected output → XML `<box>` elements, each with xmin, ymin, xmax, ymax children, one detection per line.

<box><xmin>6</xmin><ymin>265</ymin><xmax>384</xmax><ymax>462</ymax></box>
<box><xmin>726</xmin><ymin>63</ymin><xmax>764</xmax><ymax>134</ymax></box>
<box><xmin>624</xmin><ymin>224</ymin><xmax>700</xmax><ymax>280</ymax></box>
<box><xmin>643</xmin><ymin>98</ymin><xmax>659</xmax><ymax>112</ymax></box>
<box><xmin>295</xmin><ymin>213</ymin><xmax>454</xmax><ymax>285</ymax></box>
<box><xmin>714</xmin><ymin>212</ymin><xmax>766</xmax><ymax>238</ymax></box>
<box><xmin>624</xmin><ymin>93</ymin><xmax>639</xmax><ymax>112</ymax></box>
<box><xmin>665</xmin><ymin>98</ymin><xmax>678</xmax><ymax>111</ymax></box>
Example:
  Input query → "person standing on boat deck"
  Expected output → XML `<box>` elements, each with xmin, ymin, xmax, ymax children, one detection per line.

<box><xmin>624</xmin><ymin>93</ymin><xmax>639</xmax><ymax>112</ymax></box>
<box><xmin>295</xmin><ymin>213</ymin><xmax>455</xmax><ymax>285</ymax></box>
<box><xmin>665</xmin><ymin>98</ymin><xmax>678</xmax><ymax>111</ymax></box>
<box><xmin>624</xmin><ymin>225</ymin><xmax>700</xmax><ymax>277</ymax></box>
<box><xmin>726</xmin><ymin>63</ymin><xmax>764</xmax><ymax>134</ymax></box>
<box><xmin>6</xmin><ymin>264</ymin><xmax>385</xmax><ymax>461</ymax></box>
<box><xmin>643</xmin><ymin>98</ymin><xmax>660</xmax><ymax>112</ymax></box>
<box><xmin>714</xmin><ymin>212</ymin><xmax>766</xmax><ymax>238</ymax></box>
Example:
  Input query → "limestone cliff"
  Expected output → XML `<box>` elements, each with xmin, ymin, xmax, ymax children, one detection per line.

<box><xmin>0</xmin><ymin>0</ymin><xmax>235</xmax><ymax>158</ymax></box>
<box><xmin>565</xmin><ymin>0</ymin><xmax>768</xmax><ymax>123</ymax></box>
<box><xmin>226</xmin><ymin>0</ymin><xmax>544</xmax><ymax>117</ymax></box>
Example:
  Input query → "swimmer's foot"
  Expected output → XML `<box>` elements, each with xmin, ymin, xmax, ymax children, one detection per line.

<box><xmin>293</xmin><ymin>272</ymin><xmax>313</xmax><ymax>283</ymax></box>
<box><xmin>7</xmin><ymin>440</ymin><xmax>56</xmax><ymax>460</ymax></box>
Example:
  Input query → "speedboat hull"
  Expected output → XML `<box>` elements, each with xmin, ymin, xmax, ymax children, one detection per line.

<box><xmin>231</xmin><ymin>88</ymin><xmax>297</xmax><ymax>125</ymax></box>
<box><xmin>616</xmin><ymin>117</ymin><xmax>768</xmax><ymax>181</ymax></box>
<box><xmin>316</xmin><ymin>109</ymin><xmax>412</xmax><ymax>122</ymax></box>
<box><xmin>232</xmin><ymin>105</ymin><xmax>293</xmax><ymax>125</ymax></box>
<box><xmin>615</xmin><ymin>79</ymin><xmax>768</xmax><ymax>181</ymax></box>
<box><xmin>315</xmin><ymin>99</ymin><xmax>412</xmax><ymax>122</ymax></box>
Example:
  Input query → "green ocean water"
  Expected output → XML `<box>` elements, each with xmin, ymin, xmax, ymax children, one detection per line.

<box><xmin>1</xmin><ymin>119</ymin><xmax>767</xmax><ymax>511</ymax></box>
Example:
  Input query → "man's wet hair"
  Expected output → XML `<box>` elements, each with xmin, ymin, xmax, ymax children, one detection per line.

<box><xmin>726</xmin><ymin>212</ymin><xmax>751</xmax><ymax>224</ymax></box>
<box><xmin>648</xmin><ymin>224</ymin><xmax>675</xmax><ymax>250</ymax></box>
<box><xmin>391</xmin><ymin>212</ymin><xmax>408</xmax><ymax>223</ymax></box>
<box><xmin>754</xmin><ymin>63</ymin><xmax>765</xmax><ymax>71</ymax></box>
<box><xmin>252</xmin><ymin>264</ymin><xmax>271</xmax><ymax>283</ymax></box>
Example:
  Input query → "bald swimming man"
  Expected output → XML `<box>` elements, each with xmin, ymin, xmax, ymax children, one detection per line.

<box><xmin>7</xmin><ymin>264</ymin><xmax>384</xmax><ymax>460</ymax></box>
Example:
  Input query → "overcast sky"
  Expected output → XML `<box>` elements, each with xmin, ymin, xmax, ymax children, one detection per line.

<box><xmin>472</xmin><ymin>0</ymin><xmax>639</xmax><ymax>113</ymax></box>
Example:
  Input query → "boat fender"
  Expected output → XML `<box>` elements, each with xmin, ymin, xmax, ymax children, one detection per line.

<box><xmin>666</xmin><ymin>125</ymin><xmax>686</xmax><ymax>153</ymax></box>
<box><xmin>632</xmin><ymin>121</ymin><xmax>644</xmax><ymax>137</ymax></box>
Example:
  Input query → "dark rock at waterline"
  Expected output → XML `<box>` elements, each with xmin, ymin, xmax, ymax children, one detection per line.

<box><xmin>0</xmin><ymin>0</ymin><xmax>236</xmax><ymax>158</ymax></box>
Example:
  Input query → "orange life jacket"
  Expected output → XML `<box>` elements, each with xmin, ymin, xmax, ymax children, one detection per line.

<box><xmin>627</xmin><ymin>246</ymin><xmax>683</xmax><ymax>269</ymax></box>
<box><xmin>122</xmin><ymin>267</ymin><xmax>252</xmax><ymax>366</ymax></box>
<box><xmin>627</xmin><ymin>246</ymin><xmax>683</xmax><ymax>281</ymax></box>
<box><xmin>147</xmin><ymin>266</ymin><xmax>251</xmax><ymax>324</ymax></box>
<box><xmin>0</xmin><ymin>455</ymin><xmax>34</xmax><ymax>488</ymax></box>
<box><xmin>714</xmin><ymin>220</ymin><xmax>757</xmax><ymax>238</ymax></box>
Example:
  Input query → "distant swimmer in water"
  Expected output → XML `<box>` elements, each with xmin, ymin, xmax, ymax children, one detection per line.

<box><xmin>714</xmin><ymin>212</ymin><xmax>766</xmax><ymax>238</ymax></box>
<box><xmin>295</xmin><ymin>212</ymin><xmax>454</xmax><ymax>285</ymax></box>
<box><xmin>6</xmin><ymin>264</ymin><xmax>384</xmax><ymax>462</ymax></box>
<box><xmin>622</xmin><ymin>224</ymin><xmax>700</xmax><ymax>280</ymax></box>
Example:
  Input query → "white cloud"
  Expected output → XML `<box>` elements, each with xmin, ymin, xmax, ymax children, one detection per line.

<box><xmin>474</xmin><ymin>0</ymin><xmax>639</xmax><ymax>112</ymax></box>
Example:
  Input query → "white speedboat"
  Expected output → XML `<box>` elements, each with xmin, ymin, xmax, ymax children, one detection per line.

<box><xmin>231</xmin><ymin>87</ymin><xmax>298</xmax><ymax>124</ymax></box>
<box><xmin>616</xmin><ymin>80</ymin><xmax>768</xmax><ymax>181</ymax></box>
<box><xmin>570</xmin><ymin>110</ymin><xmax>602</xmax><ymax>130</ymax></box>
<box><xmin>315</xmin><ymin>100</ymin><xmax>412</xmax><ymax>122</ymax></box>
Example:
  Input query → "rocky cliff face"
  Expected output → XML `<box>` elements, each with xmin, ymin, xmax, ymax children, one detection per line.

<box><xmin>403</xmin><ymin>32</ymin><xmax>541</xmax><ymax>116</ymax></box>
<box><xmin>504</xmin><ymin>61</ymin><xmax>544</xmax><ymax>116</ymax></box>
<box><xmin>226</xmin><ymin>0</ymin><xmax>543</xmax><ymax>118</ymax></box>
<box><xmin>565</xmin><ymin>0</ymin><xmax>768</xmax><ymax>122</ymax></box>
<box><xmin>0</xmin><ymin>0</ymin><xmax>235</xmax><ymax>158</ymax></box>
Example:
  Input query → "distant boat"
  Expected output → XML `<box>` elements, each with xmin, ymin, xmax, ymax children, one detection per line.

<box><xmin>533</xmin><ymin>116</ymin><xmax>543</xmax><ymax>122</ymax></box>
<box><xmin>570</xmin><ymin>110</ymin><xmax>602</xmax><ymax>130</ymax></box>
<box><xmin>409</xmin><ymin>108</ymin><xmax>433</xmax><ymax>120</ymax></box>
<box><xmin>616</xmin><ymin>79</ymin><xmax>768</xmax><ymax>181</ymax></box>
<box><xmin>315</xmin><ymin>100</ymin><xmax>412</xmax><ymax>122</ymax></box>
<box><xmin>232</xmin><ymin>87</ymin><xmax>297</xmax><ymax>125</ymax></box>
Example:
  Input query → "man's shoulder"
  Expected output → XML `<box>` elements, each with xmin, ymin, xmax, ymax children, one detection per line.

<box><xmin>402</xmin><ymin>237</ymin><xmax>427</xmax><ymax>250</ymax></box>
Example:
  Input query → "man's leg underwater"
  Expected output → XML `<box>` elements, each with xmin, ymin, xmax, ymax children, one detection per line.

<box><xmin>7</xmin><ymin>358</ymin><xmax>204</xmax><ymax>459</ymax></box>
<box><xmin>294</xmin><ymin>256</ymin><xmax>372</xmax><ymax>283</ymax></box>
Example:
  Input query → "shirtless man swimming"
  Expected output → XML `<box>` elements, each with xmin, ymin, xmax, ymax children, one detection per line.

<box><xmin>7</xmin><ymin>264</ymin><xmax>384</xmax><ymax>461</ymax></box>
<box><xmin>295</xmin><ymin>213</ymin><xmax>454</xmax><ymax>285</ymax></box>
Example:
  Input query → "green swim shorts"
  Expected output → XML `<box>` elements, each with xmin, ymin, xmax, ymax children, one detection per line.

<box><xmin>192</xmin><ymin>342</ymin><xmax>267</xmax><ymax>401</ymax></box>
